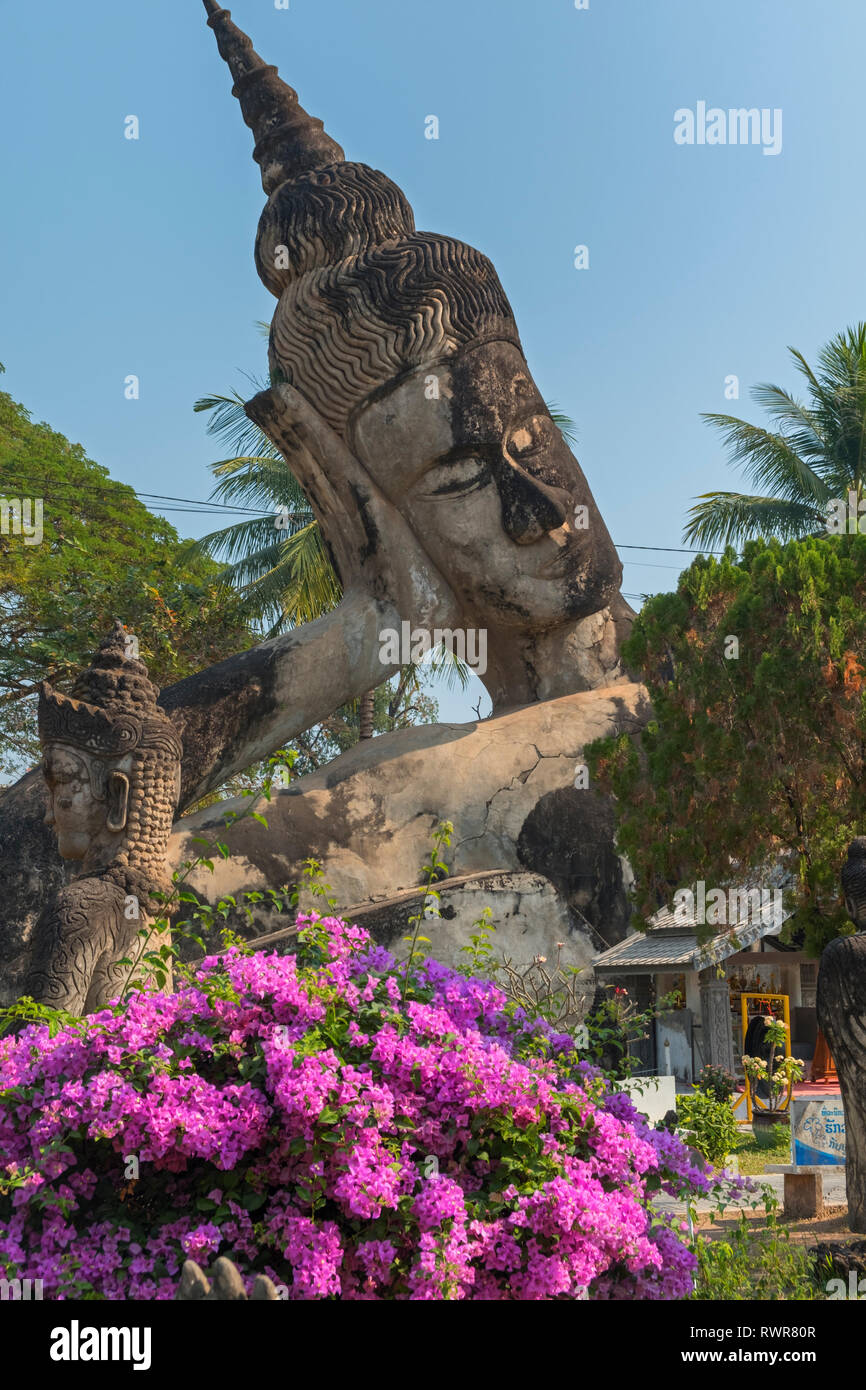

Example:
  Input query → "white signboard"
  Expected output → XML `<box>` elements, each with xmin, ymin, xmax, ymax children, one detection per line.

<box><xmin>791</xmin><ymin>1095</ymin><xmax>845</xmax><ymax>1166</ymax></box>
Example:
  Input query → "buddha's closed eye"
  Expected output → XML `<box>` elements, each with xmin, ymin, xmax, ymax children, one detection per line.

<box><xmin>419</xmin><ymin>454</ymin><xmax>492</xmax><ymax>499</ymax></box>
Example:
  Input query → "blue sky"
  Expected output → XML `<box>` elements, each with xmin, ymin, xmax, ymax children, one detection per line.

<box><xmin>2</xmin><ymin>0</ymin><xmax>864</xmax><ymax>721</ymax></box>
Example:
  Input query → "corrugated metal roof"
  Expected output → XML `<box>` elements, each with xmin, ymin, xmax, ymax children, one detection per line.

<box><xmin>594</xmin><ymin>892</ymin><xmax>794</xmax><ymax>973</ymax></box>
<box><xmin>594</xmin><ymin>932</ymin><xmax>700</xmax><ymax>970</ymax></box>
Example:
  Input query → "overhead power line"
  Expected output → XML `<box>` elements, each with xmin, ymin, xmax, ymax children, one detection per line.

<box><xmin>1</xmin><ymin>473</ymin><xmax>729</xmax><ymax>558</ymax></box>
<box><xmin>617</xmin><ymin>543</ymin><xmax>727</xmax><ymax>556</ymax></box>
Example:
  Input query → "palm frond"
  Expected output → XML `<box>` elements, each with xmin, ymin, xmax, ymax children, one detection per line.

<box><xmin>689</xmin><ymin>329</ymin><xmax>866</xmax><ymax>548</ymax></box>
<box><xmin>700</xmin><ymin>413</ymin><xmax>830</xmax><ymax>506</ymax></box>
<box><xmin>546</xmin><ymin>402</ymin><xmax>579</xmax><ymax>449</ymax></box>
<box><xmin>748</xmin><ymin>383</ymin><xmax>826</xmax><ymax>459</ymax></box>
<box><xmin>193</xmin><ymin>377</ymin><xmax>341</xmax><ymax>631</ymax></box>
<box><xmin>194</xmin><ymin>390</ymin><xmax>277</xmax><ymax>460</ymax></box>
<box><xmin>207</xmin><ymin>458</ymin><xmax>312</xmax><ymax>512</ymax></box>
<box><xmin>683</xmin><ymin>492</ymin><xmax>824</xmax><ymax>549</ymax></box>
<box><xmin>425</xmin><ymin>644</ymin><xmax>473</xmax><ymax>690</ymax></box>
<box><xmin>187</xmin><ymin>516</ymin><xmax>293</xmax><ymax>565</ymax></box>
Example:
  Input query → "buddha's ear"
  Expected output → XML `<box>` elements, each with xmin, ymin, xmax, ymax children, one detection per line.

<box><xmin>106</xmin><ymin>772</ymin><xmax>130</xmax><ymax>833</ymax></box>
<box><xmin>246</xmin><ymin>383</ymin><xmax>461</xmax><ymax>629</ymax></box>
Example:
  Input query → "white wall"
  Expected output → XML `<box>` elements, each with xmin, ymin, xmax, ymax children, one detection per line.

<box><xmin>620</xmin><ymin>1075</ymin><xmax>677</xmax><ymax>1124</ymax></box>
<box><xmin>657</xmin><ymin>1011</ymin><xmax>694</xmax><ymax>1081</ymax></box>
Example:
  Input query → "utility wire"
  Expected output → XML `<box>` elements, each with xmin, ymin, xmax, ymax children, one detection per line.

<box><xmin>1</xmin><ymin>474</ymin><xmax>729</xmax><ymax>557</ymax></box>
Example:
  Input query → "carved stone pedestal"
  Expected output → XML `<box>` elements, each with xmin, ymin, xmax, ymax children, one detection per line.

<box><xmin>784</xmin><ymin>1170</ymin><xmax>824</xmax><ymax>1221</ymax></box>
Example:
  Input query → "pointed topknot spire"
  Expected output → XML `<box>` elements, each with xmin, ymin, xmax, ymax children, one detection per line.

<box><xmin>202</xmin><ymin>2</ymin><xmax>344</xmax><ymax>194</ymax></box>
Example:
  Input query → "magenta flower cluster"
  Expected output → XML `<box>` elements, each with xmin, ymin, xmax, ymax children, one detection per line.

<box><xmin>0</xmin><ymin>917</ymin><xmax>710</xmax><ymax>1299</ymax></box>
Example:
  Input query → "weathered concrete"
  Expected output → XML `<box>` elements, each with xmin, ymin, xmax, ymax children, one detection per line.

<box><xmin>170</xmin><ymin>683</ymin><xmax>648</xmax><ymax>971</ymax></box>
<box><xmin>783</xmin><ymin>1170</ymin><xmax>825</xmax><ymax>1221</ymax></box>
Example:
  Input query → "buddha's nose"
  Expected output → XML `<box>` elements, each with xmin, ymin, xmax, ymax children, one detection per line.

<box><xmin>498</xmin><ymin>465</ymin><xmax>571</xmax><ymax>544</ymax></box>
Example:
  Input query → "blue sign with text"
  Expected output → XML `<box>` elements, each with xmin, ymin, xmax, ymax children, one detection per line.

<box><xmin>791</xmin><ymin>1095</ymin><xmax>846</xmax><ymax>1166</ymax></box>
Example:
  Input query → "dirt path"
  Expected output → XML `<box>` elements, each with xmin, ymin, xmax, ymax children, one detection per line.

<box><xmin>696</xmin><ymin>1203</ymin><xmax>860</xmax><ymax>1243</ymax></box>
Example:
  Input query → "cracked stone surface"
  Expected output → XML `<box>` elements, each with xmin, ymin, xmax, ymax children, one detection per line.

<box><xmin>169</xmin><ymin>682</ymin><xmax>649</xmax><ymax>973</ymax></box>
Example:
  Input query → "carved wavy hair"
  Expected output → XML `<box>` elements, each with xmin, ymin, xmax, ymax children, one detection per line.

<box><xmin>256</xmin><ymin>163</ymin><xmax>522</xmax><ymax>434</ymax></box>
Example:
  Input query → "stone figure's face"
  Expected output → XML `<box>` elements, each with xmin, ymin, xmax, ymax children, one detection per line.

<box><xmin>43</xmin><ymin>744</ymin><xmax>128</xmax><ymax>861</ymax></box>
<box><xmin>351</xmin><ymin>340</ymin><xmax>621</xmax><ymax>630</ymax></box>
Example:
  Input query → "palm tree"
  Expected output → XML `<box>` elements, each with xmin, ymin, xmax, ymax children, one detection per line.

<box><xmin>684</xmin><ymin>324</ymin><xmax>866</xmax><ymax>549</ymax></box>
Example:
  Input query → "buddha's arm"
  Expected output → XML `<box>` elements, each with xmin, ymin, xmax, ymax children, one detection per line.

<box><xmin>161</xmin><ymin>589</ymin><xmax>401</xmax><ymax>808</ymax></box>
<box><xmin>162</xmin><ymin>381</ymin><xmax>460</xmax><ymax>808</ymax></box>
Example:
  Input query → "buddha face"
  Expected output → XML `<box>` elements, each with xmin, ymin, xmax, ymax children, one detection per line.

<box><xmin>350</xmin><ymin>340</ymin><xmax>621</xmax><ymax>632</ymax></box>
<box><xmin>43</xmin><ymin>744</ymin><xmax>129</xmax><ymax>862</ymax></box>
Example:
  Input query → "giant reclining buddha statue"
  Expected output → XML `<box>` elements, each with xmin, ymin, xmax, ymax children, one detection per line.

<box><xmin>0</xmin><ymin>1</ymin><xmax>649</xmax><ymax>1008</ymax></box>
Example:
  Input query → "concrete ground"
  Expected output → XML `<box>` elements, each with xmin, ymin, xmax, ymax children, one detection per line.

<box><xmin>654</xmin><ymin>1170</ymin><xmax>847</xmax><ymax>1216</ymax></box>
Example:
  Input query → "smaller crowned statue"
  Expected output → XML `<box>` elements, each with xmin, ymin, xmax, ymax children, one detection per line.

<box><xmin>24</xmin><ymin>622</ymin><xmax>183</xmax><ymax>1014</ymax></box>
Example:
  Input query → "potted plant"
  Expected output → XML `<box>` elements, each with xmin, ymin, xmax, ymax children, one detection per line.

<box><xmin>742</xmin><ymin>1017</ymin><xmax>804</xmax><ymax>1125</ymax></box>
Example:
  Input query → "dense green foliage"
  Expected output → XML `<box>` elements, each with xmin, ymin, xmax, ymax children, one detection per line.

<box><xmin>676</xmin><ymin>1092</ymin><xmax>740</xmax><ymax>1168</ymax></box>
<box><xmin>588</xmin><ymin>534</ymin><xmax>866</xmax><ymax>953</ymax></box>
<box><xmin>697</xmin><ymin>1065</ymin><xmax>736</xmax><ymax>1104</ymax></box>
<box><xmin>0</xmin><ymin>386</ymin><xmax>255</xmax><ymax>776</ymax></box>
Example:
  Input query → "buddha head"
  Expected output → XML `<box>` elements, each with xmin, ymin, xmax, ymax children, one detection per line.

<box><xmin>204</xmin><ymin>4</ymin><xmax>626</xmax><ymax>700</ymax></box>
<box><xmin>38</xmin><ymin>623</ymin><xmax>183</xmax><ymax>883</ymax></box>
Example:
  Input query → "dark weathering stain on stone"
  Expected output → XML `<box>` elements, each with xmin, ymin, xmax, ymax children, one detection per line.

<box><xmin>348</xmin><ymin>481</ymin><xmax>381</xmax><ymax>564</ymax></box>
<box><xmin>516</xmin><ymin>786</ymin><xmax>631</xmax><ymax>946</ymax></box>
<box><xmin>0</xmin><ymin>770</ymin><xmax>66</xmax><ymax>1001</ymax></box>
<box><xmin>160</xmin><ymin>640</ymin><xmax>286</xmax><ymax>808</ymax></box>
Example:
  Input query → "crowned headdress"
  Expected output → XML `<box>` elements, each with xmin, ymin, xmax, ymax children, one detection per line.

<box><xmin>39</xmin><ymin>622</ymin><xmax>182</xmax><ymax>888</ymax></box>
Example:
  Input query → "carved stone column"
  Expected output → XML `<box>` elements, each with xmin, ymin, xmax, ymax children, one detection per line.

<box><xmin>699</xmin><ymin>968</ymin><xmax>736</xmax><ymax>1074</ymax></box>
<box><xmin>817</xmin><ymin>837</ymin><xmax>866</xmax><ymax>1232</ymax></box>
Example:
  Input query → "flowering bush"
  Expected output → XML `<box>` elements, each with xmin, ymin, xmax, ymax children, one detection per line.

<box><xmin>0</xmin><ymin>916</ymin><xmax>712</xmax><ymax>1300</ymax></box>
<box><xmin>697</xmin><ymin>1064</ymin><xmax>736</xmax><ymax>1104</ymax></box>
